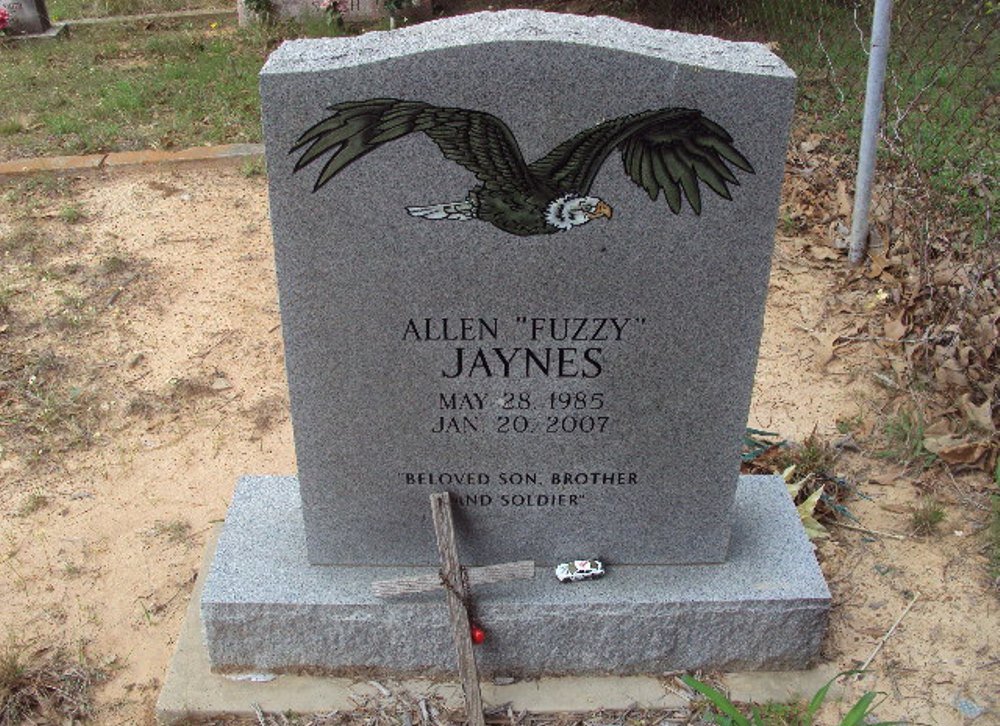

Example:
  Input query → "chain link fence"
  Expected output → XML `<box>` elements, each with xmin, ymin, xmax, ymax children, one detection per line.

<box><xmin>626</xmin><ymin>0</ymin><xmax>996</xmax><ymax>249</ymax></box>
<box><xmin>618</xmin><ymin>0</ymin><xmax>997</xmax><ymax>433</ymax></box>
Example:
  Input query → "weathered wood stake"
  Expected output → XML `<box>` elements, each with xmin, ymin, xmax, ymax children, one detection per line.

<box><xmin>370</xmin><ymin>492</ymin><xmax>534</xmax><ymax>726</ymax></box>
<box><xmin>431</xmin><ymin>492</ymin><xmax>486</xmax><ymax>726</ymax></box>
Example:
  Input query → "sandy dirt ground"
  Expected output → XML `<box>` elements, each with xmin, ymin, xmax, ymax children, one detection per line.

<box><xmin>0</xmin><ymin>163</ymin><xmax>996</xmax><ymax>725</ymax></box>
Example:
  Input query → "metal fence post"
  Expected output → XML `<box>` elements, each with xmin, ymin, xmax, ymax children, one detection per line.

<box><xmin>848</xmin><ymin>0</ymin><xmax>893</xmax><ymax>266</ymax></box>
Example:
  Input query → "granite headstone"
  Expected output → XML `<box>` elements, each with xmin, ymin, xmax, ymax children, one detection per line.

<box><xmin>261</xmin><ymin>12</ymin><xmax>791</xmax><ymax>568</ymax></box>
<box><xmin>237</xmin><ymin>0</ymin><xmax>430</xmax><ymax>26</ymax></box>
<box><xmin>1</xmin><ymin>0</ymin><xmax>51</xmax><ymax>34</ymax></box>
<box><xmin>201</xmin><ymin>10</ymin><xmax>830</xmax><ymax>676</ymax></box>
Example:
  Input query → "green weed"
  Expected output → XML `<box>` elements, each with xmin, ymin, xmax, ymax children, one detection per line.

<box><xmin>682</xmin><ymin>671</ymin><xmax>900</xmax><ymax>726</ymax></box>
<box><xmin>240</xmin><ymin>155</ymin><xmax>266</xmax><ymax>178</ymax></box>
<box><xmin>0</xmin><ymin>175</ymin><xmax>74</xmax><ymax>209</ymax></box>
<box><xmin>50</xmin><ymin>290</ymin><xmax>93</xmax><ymax>330</ymax></box>
<box><xmin>877</xmin><ymin>408</ymin><xmax>937</xmax><ymax>469</ymax></box>
<box><xmin>58</xmin><ymin>204</ymin><xmax>84</xmax><ymax>224</ymax></box>
<box><xmin>0</xmin><ymin>119</ymin><xmax>24</xmax><ymax>136</ymax></box>
<box><xmin>150</xmin><ymin>518</ymin><xmax>191</xmax><ymax>544</ymax></box>
<box><xmin>17</xmin><ymin>493</ymin><xmax>48</xmax><ymax>517</ymax></box>
<box><xmin>910</xmin><ymin>497</ymin><xmax>946</xmax><ymax>536</ymax></box>
<box><xmin>0</xmin><ymin>286</ymin><xmax>15</xmax><ymax>316</ymax></box>
<box><xmin>835</xmin><ymin>414</ymin><xmax>864</xmax><ymax>435</ymax></box>
<box><xmin>0</xmin><ymin>350</ymin><xmax>99</xmax><ymax>462</ymax></box>
<box><xmin>776</xmin><ymin>433</ymin><xmax>837</xmax><ymax>480</ymax></box>
<box><xmin>99</xmin><ymin>254</ymin><xmax>131</xmax><ymax>275</ymax></box>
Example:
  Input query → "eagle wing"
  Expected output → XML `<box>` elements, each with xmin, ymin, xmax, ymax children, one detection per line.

<box><xmin>528</xmin><ymin>108</ymin><xmax>754</xmax><ymax>215</ymax></box>
<box><xmin>292</xmin><ymin>98</ymin><xmax>537</xmax><ymax>194</ymax></box>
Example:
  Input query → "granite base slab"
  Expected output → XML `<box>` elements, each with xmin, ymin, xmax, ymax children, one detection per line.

<box><xmin>160</xmin><ymin>527</ymin><xmax>841</xmax><ymax>723</ymax></box>
<box><xmin>201</xmin><ymin>475</ymin><xmax>830</xmax><ymax>675</ymax></box>
<box><xmin>4</xmin><ymin>23</ymin><xmax>68</xmax><ymax>41</ymax></box>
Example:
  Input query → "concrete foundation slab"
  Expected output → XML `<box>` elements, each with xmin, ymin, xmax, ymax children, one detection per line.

<box><xmin>159</xmin><ymin>518</ymin><xmax>836</xmax><ymax>723</ymax></box>
<box><xmin>200</xmin><ymin>475</ymin><xmax>829</xmax><ymax>676</ymax></box>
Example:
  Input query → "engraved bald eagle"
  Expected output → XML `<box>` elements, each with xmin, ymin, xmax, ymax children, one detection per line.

<box><xmin>292</xmin><ymin>98</ymin><xmax>754</xmax><ymax>237</ymax></box>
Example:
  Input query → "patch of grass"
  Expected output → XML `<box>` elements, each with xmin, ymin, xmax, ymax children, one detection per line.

<box><xmin>57</xmin><ymin>204</ymin><xmax>84</xmax><ymax>224</ymax></box>
<box><xmin>0</xmin><ymin>119</ymin><xmax>24</xmax><ymax>136</ymax></box>
<box><xmin>835</xmin><ymin>413</ymin><xmax>864</xmax><ymax>435</ymax></box>
<box><xmin>0</xmin><ymin>286</ymin><xmax>15</xmax><ymax>316</ymax></box>
<box><xmin>878</xmin><ymin>407</ymin><xmax>937</xmax><ymax>469</ymax></box>
<box><xmin>16</xmin><ymin>493</ymin><xmax>48</xmax><ymax>517</ymax></box>
<box><xmin>0</xmin><ymin>17</ymin><xmax>351</xmax><ymax>162</ymax></box>
<box><xmin>0</xmin><ymin>224</ymin><xmax>45</xmax><ymax>260</ymax></box>
<box><xmin>911</xmin><ymin>497</ymin><xmax>946</xmax><ymax>536</ymax></box>
<box><xmin>150</xmin><ymin>518</ymin><xmax>192</xmax><ymax>544</ymax></box>
<box><xmin>0</xmin><ymin>22</ymin><xmax>269</xmax><ymax>160</ymax></box>
<box><xmin>168</xmin><ymin>375</ymin><xmax>216</xmax><ymax>400</ymax></box>
<box><xmin>50</xmin><ymin>290</ymin><xmax>94</xmax><ymax>330</ymax></box>
<box><xmin>775</xmin><ymin>432</ymin><xmax>837</xmax><ymax>480</ymax></box>
<box><xmin>240</xmin><ymin>155</ymin><xmax>266</xmax><ymax>178</ymax></box>
<box><xmin>682</xmin><ymin>671</ymin><xmax>898</xmax><ymax>726</ymax></box>
<box><xmin>0</xmin><ymin>350</ymin><xmax>99</xmax><ymax>462</ymax></box>
<box><xmin>48</xmin><ymin>0</ymin><xmax>224</xmax><ymax>20</ymax></box>
<box><xmin>0</xmin><ymin>175</ymin><xmax>74</xmax><ymax>209</ymax></box>
<box><xmin>100</xmin><ymin>254</ymin><xmax>131</xmax><ymax>275</ymax></box>
<box><xmin>0</xmin><ymin>643</ymin><xmax>106</xmax><ymax>725</ymax></box>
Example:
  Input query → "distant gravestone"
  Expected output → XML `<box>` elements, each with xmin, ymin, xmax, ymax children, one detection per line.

<box><xmin>201</xmin><ymin>10</ymin><xmax>830</xmax><ymax>677</ymax></box>
<box><xmin>0</xmin><ymin>0</ymin><xmax>51</xmax><ymax>34</ymax></box>
<box><xmin>237</xmin><ymin>0</ymin><xmax>430</xmax><ymax>26</ymax></box>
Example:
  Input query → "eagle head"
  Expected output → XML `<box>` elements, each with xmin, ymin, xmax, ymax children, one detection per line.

<box><xmin>544</xmin><ymin>194</ymin><xmax>613</xmax><ymax>231</ymax></box>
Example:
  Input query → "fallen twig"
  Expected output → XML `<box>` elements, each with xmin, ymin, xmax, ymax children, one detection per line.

<box><xmin>856</xmin><ymin>591</ymin><xmax>920</xmax><ymax>678</ymax></box>
<box><xmin>194</xmin><ymin>329</ymin><xmax>234</xmax><ymax>360</ymax></box>
<box><xmin>830</xmin><ymin>520</ymin><xmax>907</xmax><ymax>540</ymax></box>
<box><xmin>663</xmin><ymin>676</ymin><xmax>693</xmax><ymax>702</ymax></box>
<box><xmin>106</xmin><ymin>273</ymin><xmax>140</xmax><ymax>307</ymax></box>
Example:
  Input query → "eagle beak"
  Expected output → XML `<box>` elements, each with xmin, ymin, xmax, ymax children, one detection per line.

<box><xmin>588</xmin><ymin>201</ymin><xmax>613</xmax><ymax>220</ymax></box>
<box><xmin>590</xmin><ymin>202</ymin><xmax>611</xmax><ymax>219</ymax></box>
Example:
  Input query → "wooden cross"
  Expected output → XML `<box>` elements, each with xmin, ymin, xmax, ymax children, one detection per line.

<box><xmin>371</xmin><ymin>492</ymin><xmax>535</xmax><ymax>726</ymax></box>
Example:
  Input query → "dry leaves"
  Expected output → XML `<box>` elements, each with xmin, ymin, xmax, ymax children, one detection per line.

<box><xmin>781</xmin><ymin>123</ymin><xmax>998</xmax><ymax>473</ymax></box>
<box><xmin>883</xmin><ymin>311</ymin><xmax>909</xmax><ymax>341</ymax></box>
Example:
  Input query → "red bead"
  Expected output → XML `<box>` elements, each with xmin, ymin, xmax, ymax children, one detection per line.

<box><xmin>470</xmin><ymin>623</ymin><xmax>486</xmax><ymax>645</ymax></box>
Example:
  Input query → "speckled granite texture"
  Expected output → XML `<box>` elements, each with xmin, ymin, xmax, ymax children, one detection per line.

<box><xmin>260</xmin><ymin>11</ymin><xmax>797</xmax><ymax>567</ymax></box>
<box><xmin>202</xmin><ymin>475</ymin><xmax>829</xmax><ymax>674</ymax></box>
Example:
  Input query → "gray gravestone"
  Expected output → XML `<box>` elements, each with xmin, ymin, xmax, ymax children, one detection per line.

<box><xmin>237</xmin><ymin>0</ymin><xmax>430</xmax><ymax>26</ymax></box>
<box><xmin>262</xmin><ymin>12</ymin><xmax>791</xmax><ymax>568</ymax></box>
<box><xmin>1</xmin><ymin>0</ymin><xmax>50</xmax><ymax>34</ymax></box>
<box><xmin>201</xmin><ymin>10</ymin><xmax>830</xmax><ymax>676</ymax></box>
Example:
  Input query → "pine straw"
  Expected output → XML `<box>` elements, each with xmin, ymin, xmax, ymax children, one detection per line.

<box><xmin>0</xmin><ymin>646</ymin><xmax>106</xmax><ymax>725</ymax></box>
<box><xmin>178</xmin><ymin>708</ymin><xmax>700</xmax><ymax>726</ymax></box>
<box><xmin>174</xmin><ymin>683</ymin><xmax>701</xmax><ymax>726</ymax></box>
